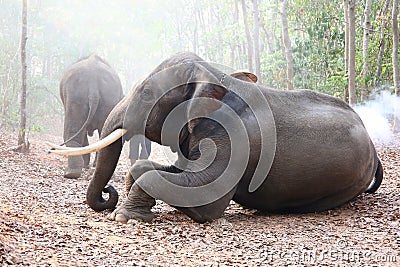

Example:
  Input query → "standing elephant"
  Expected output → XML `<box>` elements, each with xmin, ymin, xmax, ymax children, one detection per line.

<box><xmin>49</xmin><ymin>52</ymin><xmax>383</xmax><ymax>223</ymax></box>
<box><xmin>59</xmin><ymin>55</ymin><xmax>123</xmax><ymax>178</ymax></box>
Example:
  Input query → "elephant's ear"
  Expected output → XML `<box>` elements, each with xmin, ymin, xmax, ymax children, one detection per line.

<box><xmin>186</xmin><ymin>65</ymin><xmax>228</xmax><ymax>133</ymax></box>
<box><xmin>230</xmin><ymin>71</ymin><xmax>258</xmax><ymax>83</ymax></box>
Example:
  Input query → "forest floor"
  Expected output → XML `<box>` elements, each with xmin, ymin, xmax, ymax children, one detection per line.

<box><xmin>0</xmin><ymin>129</ymin><xmax>399</xmax><ymax>266</ymax></box>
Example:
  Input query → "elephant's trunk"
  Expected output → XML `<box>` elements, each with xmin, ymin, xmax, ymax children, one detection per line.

<box><xmin>86</xmin><ymin>135</ymin><xmax>123</xmax><ymax>211</ymax></box>
<box><xmin>85</xmin><ymin>99</ymin><xmax>130</xmax><ymax>211</ymax></box>
<box><xmin>47</xmin><ymin>128</ymin><xmax>127</xmax><ymax>209</ymax></box>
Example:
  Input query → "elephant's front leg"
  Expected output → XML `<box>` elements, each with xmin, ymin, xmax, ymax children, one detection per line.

<box><xmin>110</xmin><ymin>160</ymin><xmax>180</xmax><ymax>223</ymax></box>
<box><xmin>124</xmin><ymin>160</ymin><xmax>175</xmax><ymax>196</ymax></box>
<box><xmin>109</xmin><ymin>182</ymin><xmax>156</xmax><ymax>223</ymax></box>
<box><xmin>82</xmin><ymin>134</ymin><xmax>90</xmax><ymax>169</ymax></box>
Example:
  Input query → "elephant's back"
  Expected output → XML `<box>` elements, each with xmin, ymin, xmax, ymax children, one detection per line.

<box><xmin>61</xmin><ymin>57</ymin><xmax>123</xmax><ymax>100</ymax></box>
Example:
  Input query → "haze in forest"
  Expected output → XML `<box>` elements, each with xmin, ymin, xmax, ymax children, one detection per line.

<box><xmin>1</xmin><ymin>0</ymin><xmax>399</xmax><ymax>144</ymax></box>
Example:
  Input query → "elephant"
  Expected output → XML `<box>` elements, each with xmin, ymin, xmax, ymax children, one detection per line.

<box><xmin>49</xmin><ymin>52</ymin><xmax>383</xmax><ymax>223</ymax></box>
<box><xmin>59</xmin><ymin>55</ymin><xmax>124</xmax><ymax>178</ymax></box>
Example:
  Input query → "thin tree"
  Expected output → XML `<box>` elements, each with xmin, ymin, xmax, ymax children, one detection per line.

<box><xmin>17</xmin><ymin>0</ymin><xmax>29</xmax><ymax>152</ymax></box>
<box><xmin>1</xmin><ymin>54</ymin><xmax>18</xmax><ymax>126</ymax></box>
<box><xmin>348</xmin><ymin>0</ymin><xmax>357</xmax><ymax>105</ymax></box>
<box><xmin>392</xmin><ymin>0</ymin><xmax>400</xmax><ymax>131</ymax></box>
<box><xmin>375</xmin><ymin>0</ymin><xmax>391</xmax><ymax>85</ymax></box>
<box><xmin>233</xmin><ymin>0</ymin><xmax>242</xmax><ymax>69</ymax></box>
<box><xmin>193</xmin><ymin>7</ymin><xmax>199</xmax><ymax>55</ymax></box>
<box><xmin>253</xmin><ymin>0</ymin><xmax>261</xmax><ymax>80</ymax></box>
<box><xmin>281</xmin><ymin>0</ymin><xmax>294</xmax><ymax>90</ymax></box>
<box><xmin>241</xmin><ymin>0</ymin><xmax>253</xmax><ymax>72</ymax></box>
<box><xmin>343</xmin><ymin>0</ymin><xmax>350</xmax><ymax>102</ymax></box>
<box><xmin>361</xmin><ymin>0</ymin><xmax>372</xmax><ymax>101</ymax></box>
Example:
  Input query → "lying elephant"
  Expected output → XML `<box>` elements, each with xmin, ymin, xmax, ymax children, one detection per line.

<box><xmin>49</xmin><ymin>52</ymin><xmax>383</xmax><ymax>223</ymax></box>
<box><xmin>59</xmin><ymin>55</ymin><xmax>123</xmax><ymax>178</ymax></box>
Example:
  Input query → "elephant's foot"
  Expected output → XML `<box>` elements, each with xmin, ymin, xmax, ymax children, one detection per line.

<box><xmin>83</xmin><ymin>154</ymin><xmax>90</xmax><ymax>169</ymax></box>
<box><xmin>64</xmin><ymin>168</ymin><xmax>82</xmax><ymax>179</ymax></box>
<box><xmin>108</xmin><ymin>206</ymin><xmax>154</xmax><ymax>223</ymax></box>
<box><xmin>65</xmin><ymin>155</ymin><xmax>84</xmax><ymax>178</ymax></box>
<box><xmin>110</xmin><ymin>182</ymin><xmax>156</xmax><ymax>223</ymax></box>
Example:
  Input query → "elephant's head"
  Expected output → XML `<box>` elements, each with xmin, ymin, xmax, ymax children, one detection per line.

<box><xmin>122</xmin><ymin>53</ymin><xmax>234</xmax><ymax>148</ymax></box>
<box><xmin>47</xmin><ymin>52</ymin><xmax>257</xmax><ymax>211</ymax></box>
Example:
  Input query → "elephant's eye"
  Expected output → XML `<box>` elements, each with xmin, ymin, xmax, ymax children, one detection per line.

<box><xmin>141</xmin><ymin>88</ymin><xmax>154</xmax><ymax>102</ymax></box>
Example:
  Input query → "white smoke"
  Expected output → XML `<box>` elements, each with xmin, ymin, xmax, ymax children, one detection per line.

<box><xmin>353</xmin><ymin>91</ymin><xmax>400</xmax><ymax>145</ymax></box>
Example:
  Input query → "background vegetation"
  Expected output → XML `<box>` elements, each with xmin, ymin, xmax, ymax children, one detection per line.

<box><xmin>0</xmin><ymin>0</ymin><xmax>399</xmax><ymax>136</ymax></box>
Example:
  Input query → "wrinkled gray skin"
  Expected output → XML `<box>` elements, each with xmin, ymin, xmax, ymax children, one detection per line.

<box><xmin>87</xmin><ymin>52</ymin><xmax>383</xmax><ymax>223</ymax></box>
<box><xmin>60</xmin><ymin>55</ymin><xmax>123</xmax><ymax>178</ymax></box>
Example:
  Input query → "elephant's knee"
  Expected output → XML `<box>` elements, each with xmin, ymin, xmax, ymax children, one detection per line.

<box><xmin>125</xmin><ymin>160</ymin><xmax>155</xmax><ymax>196</ymax></box>
<box><xmin>178</xmin><ymin>207</ymin><xmax>222</xmax><ymax>223</ymax></box>
<box><xmin>129</xmin><ymin>160</ymin><xmax>155</xmax><ymax>179</ymax></box>
<box><xmin>191</xmin><ymin>214</ymin><xmax>210</xmax><ymax>224</ymax></box>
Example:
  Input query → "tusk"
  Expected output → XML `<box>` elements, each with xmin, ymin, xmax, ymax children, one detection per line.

<box><xmin>48</xmin><ymin>128</ymin><xmax>127</xmax><ymax>156</ymax></box>
<box><xmin>44</xmin><ymin>142</ymin><xmax>68</xmax><ymax>150</ymax></box>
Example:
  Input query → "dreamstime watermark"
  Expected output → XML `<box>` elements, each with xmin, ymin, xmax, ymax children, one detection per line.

<box><xmin>124</xmin><ymin>58</ymin><xmax>277</xmax><ymax>207</ymax></box>
<box><xmin>257</xmin><ymin>239</ymin><xmax>398</xmax><ymax>265</ymax></box>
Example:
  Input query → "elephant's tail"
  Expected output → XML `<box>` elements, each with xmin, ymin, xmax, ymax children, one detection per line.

<box><xmin>365</xmin><ymin>158</ymin><xmax>383</xmax><ymax>194</ymax></box>
<box><xmin>60</xmin><ymin>82</ymin><xmax>100</xmax><ymax>146</ymax></box>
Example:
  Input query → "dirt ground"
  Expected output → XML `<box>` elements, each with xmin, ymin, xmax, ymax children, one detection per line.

<box><xmin>0</xmin><ymin>129</ymin><xmax>399</xmax><ymax>266</ymax></box>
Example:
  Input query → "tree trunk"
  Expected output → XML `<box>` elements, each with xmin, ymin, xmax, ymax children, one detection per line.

<box><xmin>262</xmin><ymin>0</ymin><xmax>279</xmax><ymax>56</ymax></box>
<box><xmin>253</xmin><ymin>0</ymin><xmax>261</xmax><ymax>81</ymax></box>
<box><xmin>217</xmin><ymin>16</ymin><xmax>223</xmax><ymax>63</ymax></box>
<box><xmin>230</xmin><ymin>45</ymin><xmax>235</xmax><ymax>68</ymax></box>
<box><xmin>361</xmin><ymin>0</ymin><xmax>372</xmax><ymax>102</ymax></box>
<box><xmin>348</xmin><ymin>0</ymin><xmax>357</xmax><ymax>105</ymax></box>
<box><xmin>193</xmin><ymin>8</ymin><xmax>199</xmax><ymax>54</ymax></box>
<box><xmin>343</xmin><ymin>0</ymin><xmax>349</xmax><ymax>102</ymax></box>
<box><xmin>234</xmin><ymin>0</ymin><xmax>243</xmax><ymax>69</ymax></box>
<box><xmin>375</xmin><ymin>0</ymin><xmax>391</xmax><ymax>85</ymax></box>
<box><xmin>392</xmin><ymin>0</ymin><xmax>400</xmax><ymax>132</ymax></box>
<box><xmin>177</xmin><ymin>20</ymin><xmax>183</xmax><ymax>52</ymax></box>
<box><xmin>241</xmin><ymin>0</ymin><xmax>253</xmax><ymax>72</ymax></box>
<box><xmin>1</xmin><ymin>61</ymin><xmax>15</xmax><ymax>125</ymax></box>
<box><xmin>17</xmin><ymin>0</ymin><xmax>29</xmax><ymax>153</ymax></box>
<box><xmin>281</xmin><ymin>0</ymin><xmax>294</xmax><ymax>90</ymax></box>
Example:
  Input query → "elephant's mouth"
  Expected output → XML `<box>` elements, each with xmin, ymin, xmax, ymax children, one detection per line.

<box><xmin>45</xmin><ymin>128</ymin><xmax>127</xmax><ymax>156</ymax></box>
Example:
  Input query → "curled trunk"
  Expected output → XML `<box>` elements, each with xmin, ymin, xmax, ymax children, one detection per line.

<box><xmin>86</xmin><ymin>136</ymin><xmax>123</xmax><ymax>211</ymax></box>
<box><xmin>84</xmin><ymin>97</ymin><xmax>129</xmax><ymax>211</ymax></box>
